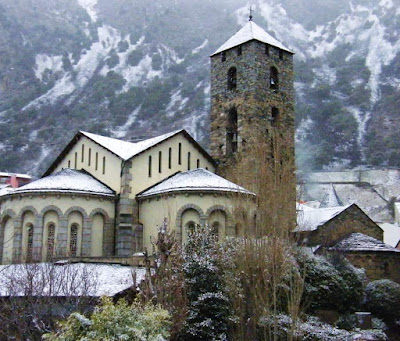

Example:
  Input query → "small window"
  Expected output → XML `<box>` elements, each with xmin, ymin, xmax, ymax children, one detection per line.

<box><xmin>270</xmin><ymin>67</ymin><xmax>279</xmax><ymax>90</ymax></box>
<box><xmin>102</xmin><ymin>157</ymin><xmax>106</xmax><ymax>175</ymax></box>
<box><xmin>265</xmin><ymin>44</ymin><xmax>270</xmax><ymax>56</ymax></box>
<box><xmin>178</xmin><ymin>143</ymin><xmax>182</xmax><ymax>165</ymax></box>
<box><xmin>74</xmin><ymin>152</ymin><xmax>77</xmax><ymax>168</ymax></box>
<box><xmin>168</xmin><ymin>148</ymin><xmax>172</xmax><ymax>169</ymax></box>
<box><xmin>159</xmin><ymin>151</ymin><xmax>162</xmax><ymax>173</ymax></box>
<box><xmin>206</xmin><ymin>167</ymin><xmax>208</xmax><ymax>170</ymax></box>
<box><xmin>237</xmin><ymin>46</ymin><xmax>242</xmax><ymax>56</ymax></box>
<box><xmin>95</xmin><ymin>152</ymin><xmax>98</xmax><ymax>171</ymax></box>
<box><xmin>271</xmin><ymin>107</ymin><xmax>280</xmax><ymax>126</ymax></box>
<box><xmin>68</xmin><ymin>160</ymin><xmax>71</xmax><ymax>168</ymax></box>
<box><xmin>148</xmin><ymin>155</ymin><xmax>152</xmax><ymax>177</ymax></box>
<box><xmin>26</xmin><ymin>224</ymin><xmax>34</xmax><ymax>260</ymax></box>
<box><xmin>81</xmin><ymin>144</ymin><xmax>85</xmax><ymax>162</ymax></box>
<box><xmin>211</xmin><ymin>222</ymin><xmax>220</xmax><ymax>241</ymax></box>
<box><xmin>279</xmin><ymin>50</ymin><xmax>283</xmax><ymax>60</ymax></box>
<box><xmin>197</xmin><ymin>159</ymin><xmax>200</xmax><ymax>168</ymax></box>
<box><xmin>47</xmin><ymin>224</ymin><xmax>55</xmax><ymax>259</ymax></box>
<box><xmin>188</xmin><ymin>152</ymin><xmax>191</xmax><ymax>170</ymax></box>
<box><xmin>221</xmin><ymin>51</ymin><xmax>226</xmax><ymax>62</ymax></box>
<box><xmin>70</xmin><ymin>224</ymin><xmax>78</xmax><ymax>257</ymax></box>
<box><xmin>187</xmin><ymin>222</ymin><xmax>196</xmax><ymax>235</ymax></box>
<box><xmin>228</xmin><ymin>67</ymin><xmax>237</xmax><ymax>91</ymax></box>
<box><xmin>88</xmin><ymin>148</ymin><xmax>91</xmax><ymax>166</ymax></box>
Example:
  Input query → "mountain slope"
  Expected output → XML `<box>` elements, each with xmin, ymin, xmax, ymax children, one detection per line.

<box><xmin>0</xmin><ymin>0</ymin><xmax>399</xmax><ymax>176</ymax></box>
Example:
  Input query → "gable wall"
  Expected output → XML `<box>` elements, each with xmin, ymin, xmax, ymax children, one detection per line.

<box><xmin>53</xmin><ymin>136</ymin><xmax>122</xmax><ymax>193</ymax></box>
<box><xmin>308</xmin><ymin>206</ymin><xmax>383</xmax><ymax>246</ymax></box>
<box><xmin>129</xmin><ymin>134</ymin><xmax>215</xmax><ymax>198</ymax></box>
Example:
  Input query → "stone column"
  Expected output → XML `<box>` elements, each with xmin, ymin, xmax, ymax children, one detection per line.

<box><xmin>12</xmin><ymin>218</ymin><xmax>22</xmax><ymax>263</ymax></box>
<box><xmin>56</xmin><ymin>218</ymin><xmax>68</xmax><ymax>257</ymax></box>
<box><xmin>81</xmin><ymin>217</ymin><xmax>91</xmax><ymax>257</ymax></box>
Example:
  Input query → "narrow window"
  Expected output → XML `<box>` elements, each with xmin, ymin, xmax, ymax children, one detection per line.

<box><xmin>95</xmin><ymin>152</ymin><xmax>98</xmax><ymax>171</ymax></box>
<box><xmin>74</xmin><ymin>152</ymin><xmax>77</xmax><ymax>168</ymax></box>
<box><xmin>211</xmin><ymin>222</ymin><xmax>220</xmax><ymax>241</ymax></box>
<box><xmin>159</xmin><ymin>151</ymin><xmax>162</xmax><ymax>173</ymax></box>
<box><xmin>27</xmin><ymin>224</ymin><xmax>34</xmax><ymax>260</ymax></box>
<box><xmin>187</xmin><ymin>222</ymin><xmax>196</xmax><ymax>235</ymax></box>
<box><xmin>68</xmin><ymin>160</ymin><xmax>71</xmax><ymax>168</ymax></box>
<box><xmin>271</xmin><ymin>107</ymin><xmax>280</xmax><ymax>126</ymax></box>
<box><xmin>187</xmin><ymin>152</ymin><xmax>191</xmax><ymax>170</ymax></box>
<box><xmin>226</xmin><ymin>108</ymin><xmax>238</xmax><ymax>155</ymax></box>
<box><xmin>206</xmin><ymin>167</ymin><xmax>208</xmax><ymax>170</ymax></box>
<box><xmin>70</xmin><ymin>224</ymin><xmax>78</xmax><ymax>257</ymax></box>
<box><xmin>221</xmin><ymin>51</ymin><xmax>226</xmax><ymax>62</ymax></box>
<box><xmin>148</xmin><ymin>155</ymin><xmax>152</xmax><ymax>177</ymax></box>
<box><xmin>237</xmin><ymin>46</ymin><xmax>242</xmax><ymax>56</ymax></box>
<box><xmin>178</xmin><ymin>143</ymin><xmax>182</xmax><ymax>165</ymax></box>
<box><xmin>270</xmin><ymin>67</ymin><xmax>279</xmax><ymax>90</ymax></box>
<box><xmin>81</xmin><ymin>144</ymin><xmax>85</xmax><ymax>162</ymax></box>
<box><xmin>168</xmin><ymin>148</ymin><xmax>172</xmax><ymax>169</ymax></box>
<box><xmin>102</xmin><ymin>156</ymin><xmax>106</xmax><ymax>175</ymax></box>
<box><xmin>197</xmin><ymin>159</ymin><xmax>200</xmax><ymax>168</ymax></box>
<box><xmin>88</xmin><ymin>148</ymin><xmax>91</xmax><ymax>166</ymax></box>
<box><xmin>265</xmin><ymin>44</ymin><xmax>270</xmax><ymax>56</ymax></box>
<box><xmin>279</xmin><ymin>50</ymin><xmax>283</xmax><ymax>60</ymax></box>
<box><xmin>227</xmin><ymin>67</ymin><xmax>237</xmax><ymax>91</ymax></box>
<box><xmin>47</xmin><ymin>224</ymin><xmax>55</xmax><ymax>259</ymax></box>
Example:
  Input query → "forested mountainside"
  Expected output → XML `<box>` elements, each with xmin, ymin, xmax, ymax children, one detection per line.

<box><xmin>0</xmin><ymin>0</ymin><xmax>399</xmax><ymax>176</ymax></box>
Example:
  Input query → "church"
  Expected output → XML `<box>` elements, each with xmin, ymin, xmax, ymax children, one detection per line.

<box><xmin>0</xmin><ymin>20</ymin><xmax>296</xmax><ymax>264</ymax></box>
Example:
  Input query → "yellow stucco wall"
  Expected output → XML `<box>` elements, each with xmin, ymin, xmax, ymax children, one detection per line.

<box><xmin>53</xmin><ymin>136</ymin><xmax>122</xmax><ymax>193</ymax></box>
<box><xmin>130</xmin><ymin>134</ymin><xmax>215</xmax><ymax>198</ymax></box>
<box><xmin>138</xmin><ymin>192</ymin><xmax>254</xmax><ymax>251</ymax></box>
<box><xmin>0</xmin><ymin>193</ymin><xmax>114</xmax><ymax>264</ymax></box>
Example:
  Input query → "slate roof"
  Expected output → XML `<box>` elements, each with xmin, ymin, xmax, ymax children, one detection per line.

<box><xmin>329</xmin><ymin>233</ymin><xmax>400</xmax><ymax>253</ymax></box>
<box><xmin>137</xmin><ymin>168</ymin><xmax>254</xmax><ymax>198</ymax></box>
<box><xmin>212</xmin><ymin>20</ymin><xmax>293</xmax><ymax>56</ymax></box>
<box><xmin>5</xmin><ymin>169</ymin><xmax>115</xmax><ymax>197</ymax></box>
<box><xmin>379</xmin><ymin>223</ymin><xmax>400</xmax><ymax>247</ymax></box>
<box><xmin>296</xmin><ymin>204</ymin><xmax>350</xmax><ymax>232</ymax></box>
<box><xmin>80</xmin><ymin>130</ymin><xmax>182</xmax><ymax>161</ymax></box>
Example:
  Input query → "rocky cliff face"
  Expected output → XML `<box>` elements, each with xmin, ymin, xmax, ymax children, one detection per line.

<box><xmin>0</xmin><ymin>0</ymin><xmax>399</xmax><ymax>176</ymax></box>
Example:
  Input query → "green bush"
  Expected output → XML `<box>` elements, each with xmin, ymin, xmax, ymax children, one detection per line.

<box><xmin>296</xmin><ymin>251</ymin><xmax>365</xmax><ymax>314</ymax></box>
<box><xmin>365</xmin><ymin>279</ymin><xmax>400</xmax><ymax>325</ymax></box>
<box><xmin>44</xmin><ymin>297</ymin><xmax>171</xmax><ymax>341</ymax></box>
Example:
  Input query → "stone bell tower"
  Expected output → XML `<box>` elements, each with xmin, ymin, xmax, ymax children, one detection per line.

<box><xmin>210</xmin><ymin>19</ymin><xmax>295</xmax><ymax>173</ymax></box>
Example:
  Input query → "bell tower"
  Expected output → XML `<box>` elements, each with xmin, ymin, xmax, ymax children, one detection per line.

<box><xmin>210</xmin><ymin>20</ymin><xmax>295</xmax><ymax>173</ymax></box>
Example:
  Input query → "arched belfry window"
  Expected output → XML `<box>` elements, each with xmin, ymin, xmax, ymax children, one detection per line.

<box><xmin>226</xmin><ymin>108</ymin><xmax>238</xmax><ymax>155</ymax></box>
<box><xmin>26</xmin><ymin>224</ymin><xmax>34</xmax><ymax>260</ymax></box>
<box><xmin>270</xmin><ymin>67</ymin><xmax>279</xmax><ymax>90</ymax></box>
<box><xmin>271</xmin><ymin>107</ymin><xmax>280</xmax><ymax>126</ymax></box>
<box><xmin>227</xmin><ymin>67</ymin><xmax>237</xmax><ymax>91</ymax></box>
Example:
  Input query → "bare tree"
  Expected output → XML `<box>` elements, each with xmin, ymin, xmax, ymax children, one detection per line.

<box><xmin>0</xmin><ymin>260</ymin><xmax>99</xmax><ymax>341</ymax></box>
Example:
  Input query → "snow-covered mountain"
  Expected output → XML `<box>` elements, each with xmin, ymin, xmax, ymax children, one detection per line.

<box><xmin>0</xmin><ymin>0</ymin><xmax>399</xmax><ymax>175</ymax></box>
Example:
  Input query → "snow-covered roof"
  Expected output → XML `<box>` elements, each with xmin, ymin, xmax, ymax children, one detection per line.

<box><xmin>138</xmin><ymin>168</ymin><xmax>254</xmax><ymax>198</ymax></box>
<box><xmin>0</xmin><ymin>262</ymin><xmax>146</xmax><ymax>297</ymax></box>
<box><xmin>320</xmin><ymin>184</ymin><xmax>342</xmax><ymax>208</ymax></box>
<box><xmin>5</xmin><ymin>169</ymin><xmax>114</xmax><ymax>197</ymax></box>
<box><xmin>379</xmin><ymin>223</ymin><xmax>400</xmax><ymax>247</ymax></box>
<box><xmin>329</xmin><ymin>233</ymin><xmax>400</xmax><ymax>253</ymax></box>
<box><xmin>0</xmin><ymin>172</ymin><xmax>31</xmax><ymax>179</ymax></box>
<box><xmin>212</xmin><ymin>20</ymin><xmax>293</xmax><ymax>56</ymax></box>
<box><xmin>296</xmin><ymin>204</ymin><xmax>350</xmax><ymax>232</ymax></box>
<box><xmin>81</xmin><ymin>130</ymin><xmax>183</xmax><ymax>161</ymax></box>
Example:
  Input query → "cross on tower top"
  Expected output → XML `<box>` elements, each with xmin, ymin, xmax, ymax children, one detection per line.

<box><xmin>249</xmin><ymin>6</ymin><xmax>254</xmax><ymax>21</ymax></box>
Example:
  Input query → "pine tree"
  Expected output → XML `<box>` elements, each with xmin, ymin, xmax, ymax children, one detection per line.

<box><xmin>179</xmin><ymin>226</ymin><xmax>230</xmax><ymax>341</ymax></box>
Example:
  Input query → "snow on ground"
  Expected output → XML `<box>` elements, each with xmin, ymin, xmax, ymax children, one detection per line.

<box><xmin>34</xmin><ymin>54</ymin><xmax>63</xmax><ymax>81</ymax></box>
<box><xmin>348</xmin><ymin>106</ymin><xmax>370</xmax><ymax>155</ymax></box>
<box><xmin>0</xmin><ymin>262</ymin><xmax>146</xmax><ymax>297</ymax></box>
<box><xmin>112</xmin><ymin>106</ymin><xmax>141</xmax><ymax>138</ymax></box>
<box><xmin>192</xmin><ymin>39</ymin><xmax>208</xmax><ymax>54</ymax></box>
<box><xmin>77</xmin><ymin>0</ymin><xmax>98</xmax><ymax>23</ymax></box>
